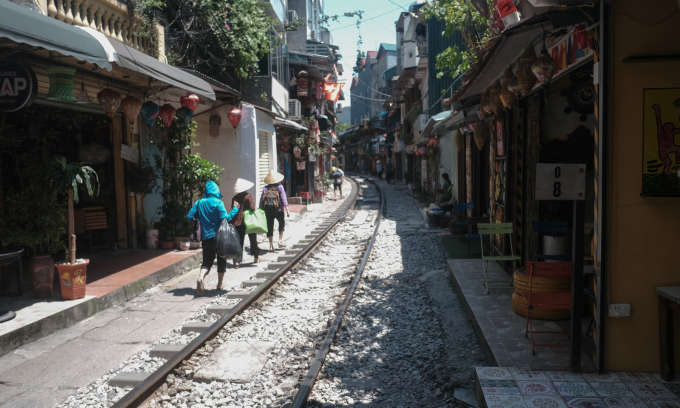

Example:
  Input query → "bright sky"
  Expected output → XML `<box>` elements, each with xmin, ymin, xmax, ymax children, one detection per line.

<box><xmin>322</xmin><ymin>0</ymin><xmax>416</xmax><ymax>108</ymax></box>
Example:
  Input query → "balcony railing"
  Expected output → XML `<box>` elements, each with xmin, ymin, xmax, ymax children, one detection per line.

<box><xmin>45</xmin><ymin>0</ymin><xmax>158</xmax><ymax>57</ymax></box>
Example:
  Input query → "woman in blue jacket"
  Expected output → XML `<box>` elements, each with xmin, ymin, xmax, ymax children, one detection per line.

<box><xmin>187</xmin><ymin>181</ymin><xmax>239</xmax><ymax>295</ymax></box>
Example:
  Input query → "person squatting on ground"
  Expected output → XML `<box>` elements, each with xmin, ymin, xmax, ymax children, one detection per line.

<box><xmin>187</xmin><ymin>181</ymin><xmax>239</xmax><ymax>296</ymax></box>
<box><xmin>230</xmin><ymin>178</ymin><xmax>261</xmax><ymax>269</ymax></box>
<box><xmin>260</xmin><ymin>170</ymin><xmax>290</xmax><ymax>251</ymax></box>
<box><xmin>330</xmin><ymin>166</ymin><xmax>344</xmax><ymax>199</ymax></box>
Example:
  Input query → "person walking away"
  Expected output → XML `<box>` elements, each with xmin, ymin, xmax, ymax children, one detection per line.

<box><xmin>385</xmin><ymin>158</ymin><xmax>394</xmax><ymax>184</ymax></box>
<box><xmin>362</xmin><ymin>161</ymin><xmax>367</xmax><ymax>175</ymax></box>
<box><xmin>231</xmin><ymin>178</ymin><xmax>261</xmax><ymax>269</ymax></box>
<box><xmin>187</xmin><ymin>181</ymin><xmax>239</xmax><ymax>296</ymax></box>
<box><xmin>376</xmin><ymin>160</ymin><xmax>383</xmax><ymax>180</ymax></box>
<box><xmin>260</xmin><ymin>170</ymin><xmax>290</xmax><ymax>251</ymax></box>
<box><xmin>330</xmin><ymin>166</ymin><xmax>343</xmax><ymax>200</ymax></box>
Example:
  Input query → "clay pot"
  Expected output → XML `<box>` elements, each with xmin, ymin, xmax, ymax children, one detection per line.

<box><xmin>189</xmin><ymin>241</ymin><xmax>201</xmax><ymax>249</ymax></box>
<box><xmin>29</xmin><ymin>255</ymin><xmax>54</xmax><ymax>298</ymax></box>
<box><xmin>160</xmin><ymin>241</ymin><xmax>175</xmax><ymax>250</ymax></box>
<box><xmin>179</xmin><ymin>241</ymin><xmax>190</xmax><ymax>251</ymax></box>
<box><xmin>55</xmin><ymin>260</ymin><xmax>89</xmax><ymax>300</ymax></box>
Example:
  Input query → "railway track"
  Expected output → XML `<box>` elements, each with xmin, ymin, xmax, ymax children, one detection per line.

<box><xmin>92</xmin><ymin>176</ymin><xmax>384</xmax><ymax>408</ymax></box>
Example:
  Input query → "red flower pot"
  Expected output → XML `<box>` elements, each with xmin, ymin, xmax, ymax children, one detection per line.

<box><xmin>29</xmin><ymin>255</ymin><xmax>54</xmax><ymax>299</ymax></box>
<box><xmin>55</xmin><ymin>260</ymin><xmax>89</xmax><ymax>300</ymax></box>
<box><xmin>160</xmin><ymin>241</ymin><xmax>175</xmax><ymax>250</ymax></box>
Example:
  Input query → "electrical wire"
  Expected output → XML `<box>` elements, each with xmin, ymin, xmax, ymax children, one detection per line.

<box><xmin>329</xmin><ymin>5</ymin><xmax>407</xmax><ymax>32</ymax></box>
<box><xmin>351</xmin><ymin>93</ymin><xmax>393</xmax><ymax>102</ymax></box>
<box><xmin>356</xmin><ymin>77</ymin><xmax>393</xmax><ymax>97</ymax></box>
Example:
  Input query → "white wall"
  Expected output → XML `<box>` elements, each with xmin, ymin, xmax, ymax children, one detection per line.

<box><xmin>255</xmin><ymin>109</ymin><xmax>277</xmax><ymax>204</ymax></box>
<box><xmin>271</xmin><ymin>77</ymin><xmax>290</xmax><ymax>118</ymax></box>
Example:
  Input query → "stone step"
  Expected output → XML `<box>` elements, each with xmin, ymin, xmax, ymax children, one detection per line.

<box><xmin>226</xmin><ymin>291</ymin><xmax>252</xmax><ymax>300</ymax></box>
<box><xmin>292</xmin><ymin>244</ymin><xmax>307</xmax><ymax>250</ymax></box>
<box><xmin>206</xmin><ymin>305</ymin><xmax>234</xmax><ymax>315</ymax></box>
<box><xmin>182</xmin><ymin>321</ymin><xmax>213</xmax><ymax>334</ymax></box>
<box><xmin>150</xmin><ymin>344</ymin><xmax>185</xmax><ymax>359</ymax></box>
<box><xmin>284</xmin><ymin>250</ymin><xmax>301</xmax><ymax>256</ymax></box>
<box><xmin>109</xmin><ymin>371</ymin><xmax>150</xmax><ymax>388</ymax></box>
<box><xmin>242</xmin><ymin>279</ymin><xmax>267</xmax><ymax>288</ymax></box>
<box><xmin>256</xmin><ymin>270</ymin><xmax>277</xmax><ymax>279</ymax></box>
<box><xmin>304</xmin><ymin>235</ymin><xmax>319</xmax><ymax>240</ymax></box>
<box><xmin>277</xmin><ymin>255</ymin><xmax>296</xmax><ymax>262</ymax></box>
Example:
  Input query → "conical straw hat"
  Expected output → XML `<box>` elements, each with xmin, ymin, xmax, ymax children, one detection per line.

<box><xmin>263</xmin><ymin>170</ymin><xmax>284</xmax><ymax>185</ymax></box>
<box><xmin>232</xmin><ymin>178</ymin><xmax>255</xmax><ymax>194</ymax></box>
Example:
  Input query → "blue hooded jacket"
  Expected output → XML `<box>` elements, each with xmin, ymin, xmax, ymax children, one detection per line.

<box><xmin>186</xmin><ymin>181</ymin><xmax>238</xmax><ymax>240</ymax></box>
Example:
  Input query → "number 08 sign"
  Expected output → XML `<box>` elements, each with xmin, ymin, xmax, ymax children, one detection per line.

<box><xmin>535</xmin><ymin>164</ymin><xmax>586</xmax><ymax>200</ymax></box>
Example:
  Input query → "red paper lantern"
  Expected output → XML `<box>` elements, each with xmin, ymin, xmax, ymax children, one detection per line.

<box><xmin>120</xmin><ymin>96</ymin><xmax>142</xmax><ymax>125</ymax></box>
<box><xmin>180</xmin><ymin>92</ymin><xmax>200</xmax><ymax>112</ymax></box>
<box><xmin>97</xmin><ymin>88</ymin><xmax>122</xmax><ymax>118</ymax></box>
<box><xmin>159</xmin><ymin>104</ymin><xmax>176</xmax><ymax>128</ymax></box>
<box><xmin>227</xmin><ymin>106</ymin><xmax>242</xmax><ymax>128</ymax></box>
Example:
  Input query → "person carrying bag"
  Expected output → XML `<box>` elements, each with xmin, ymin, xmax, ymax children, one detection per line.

<box><xmin>186</xmin><ymin>181</ymin><xmax>239</xmax><ymax>296</ymax></box>
<box><xmin>230</xmin><ymin>178</ymin><xmax>262</xmax><ymax>268</ymax></box>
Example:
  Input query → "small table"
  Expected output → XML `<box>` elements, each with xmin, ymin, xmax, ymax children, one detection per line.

<box><xmin>0</xmin><ymin>248</ymin><xmax>24</xmax><ymax>296</ymax></box>
<box><xmin>656</xmin><ymin>286</ymin><xmax>680</xmax><ymax>381</ymax></box>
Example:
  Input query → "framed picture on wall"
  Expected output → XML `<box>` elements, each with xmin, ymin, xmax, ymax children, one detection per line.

<box><xmin>642</xmin><ymin>88</ymin><xmax>680</xmax><ymax>196</ymax></box>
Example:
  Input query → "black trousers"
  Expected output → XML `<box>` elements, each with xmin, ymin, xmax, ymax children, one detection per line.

<box><xmin>201</xmin><ymin>237</ymin><xmax>226</xmax><ymax>273</ymax></box>
<box><xmin>265</xmin><ymin>208</ymin><xmax>285</xmax><ymax>237</ymax></box>
<box><xmin>234</xmin><ymin>224</ymin><xmax>260</xmax><ymax>263</ymax></box>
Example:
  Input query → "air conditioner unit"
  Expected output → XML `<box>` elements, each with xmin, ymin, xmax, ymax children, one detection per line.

<box><xmin>289</xmin><ymin>99</ymin><xmax>302</xmax><ymax>120</ymax></box>
<box><xmin>285</xmin><ymin>10</ymin><xmax>298</xmax><ymax>30</ymax></box>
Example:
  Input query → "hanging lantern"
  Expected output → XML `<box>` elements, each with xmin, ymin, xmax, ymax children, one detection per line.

<box><xmin>500</xmin><ymin>67</ymin><xmax>517</xmax><ymax>109</ymax></box>
<box><xmin>531</xmin><ymin>49</ymin><xmax>558</xmax><ymax>85</ymax></box>
<box><xmin>141</xmin><ymin>101</ymin><xmax>160</xmax><ymax>127</ymax></box>
<box><xmin>473</xmin><ymin>121</ymin><xmax>487</xmax><ymax>150</ymax></box>
<box><xmin>175</xmin><ymin>107</ymin><xmax>193</xmax><ymax>129</ymax></box>
<box><xmin>490</xmin><ymin>80</ymin><xmax>503</xmax><ymax>116</ymax></box>
<box><xmin>227</xmin><ymin>106</ymin><xmax>242</xmax><ymax>128</ymax></box>
<box><xmin>480</xmin><ymin>89</ymin><xmax>491</xmax><ymax>119</ymax></box>
<box><xmin>97</xmin><ymin>88</ymin><xmax>122</xmax><ymax>118</ymax></box>
<box><xmin>46</xmin><ymin>66</ymin><xmax>77</xmax><ymax>102</ymax></box>
<box><xmin>455</xmin><ymin>129</ymin><xmax>464</xmax><ymax>151</ymax></box>
<box><xmin>508</xmin><ymin>71</ymin><xmax>521</xmax><ymax>96</ymax></box>
<box><xmin>120</xmin><ymin>96</ymin><xmax>142</xmax><ymax>125</ymax></box>
<box><xmin>517</xmin><ymin>45</ymin><xmax>538</xmax><ymax>95</ymax></box>
<box><xmin>294</xmin><ymin>146</ymin><xmax>302</xmax><ymax>158</ymax></box>
<box><xmin>158</xmin><ymin>104</ymin><xmax>176</xmax><ymax>128</ymax></box>
<box><xmin>180</xmin><ymin>92</ymin><xmax>200</xmax><ymax>112</ymax></box>
<box><xmin>209</xmin><ymin>115</ymin><xmax>221</xmax><ymax>139</ymax></box>
<box><xmin>297</xmin><ymin>77</ymin><xmax>309</xmax><ymax>97</ymax></box>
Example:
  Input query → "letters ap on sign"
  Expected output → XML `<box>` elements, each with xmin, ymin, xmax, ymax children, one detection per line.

<box><xmin>535</xmin><ymin>164</ymin><xmax>586</xmax><ymax>200</ymax></box>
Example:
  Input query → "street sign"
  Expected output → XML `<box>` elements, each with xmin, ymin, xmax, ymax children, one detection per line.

<box><xmin>0</xmin><ymin>59</ymin><xmax>37</xmax><ymax>112</ymax></box>
<box><xmin>536</xmin><ymin>163</ymin><xmax>586</xmax><ymax>200</ymax></box>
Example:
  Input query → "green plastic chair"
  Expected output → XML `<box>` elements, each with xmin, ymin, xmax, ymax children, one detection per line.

<box><xmin>477</xmin><ymin>222</ymin><xmax>521</xmax><ymax>294</ymax></box>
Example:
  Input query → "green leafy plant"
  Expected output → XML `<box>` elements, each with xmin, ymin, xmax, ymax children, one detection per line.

<box><xmin>127</xmin><ymin>159</ymin><xmax>158</xmax><ymax>195</ymax></box>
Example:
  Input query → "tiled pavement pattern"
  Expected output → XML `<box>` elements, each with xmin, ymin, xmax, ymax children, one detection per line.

<box><xmin>476</xmin><ymin>368</ymin><xmax>680</xmax><ymax>408</ymax></box>
<box><xmin>447</xmin><ymin>259</ymin><xmax>596</xmax><ymax>371</ymax></box>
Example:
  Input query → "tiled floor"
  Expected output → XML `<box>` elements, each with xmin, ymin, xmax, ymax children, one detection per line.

<box><xmin>447</xmin><ymin>258</ymin><xmax>596</xmax><ymax>371</ymax></box>
<box><xmin>476</xmin><ymin>368</ymin><xmax>680</xmax><ymax>408</ymax></box>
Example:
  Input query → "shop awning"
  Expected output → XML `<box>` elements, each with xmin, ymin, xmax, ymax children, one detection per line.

<box><xmin>457</xmin><ymin>26</ymin><xmax>543</xmax><ymax>101</ymax></box>
<box><xmin>0</xmin><ymin>1</ymin><xmax>112</xmax><ymax>70</ymax></box>
<box><xmin>105</xmin><ymin>38</ymin><xmax>215</xmax><ymax>100</ymax></box>
<box><xmin>274</xmin><ymin>117</ymin><xmax>308</xmax><ymax>131</ymax></box>
<box><xmin>422</xmin><ymin>110</ymin><xmax>452</xmax><ymax>137</ymax></box>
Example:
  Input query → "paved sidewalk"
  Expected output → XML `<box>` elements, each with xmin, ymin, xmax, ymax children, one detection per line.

<box><xmin>0</xmin><ymin>180</ymin><xmax>354</xmax><ymax>408</ymax></box>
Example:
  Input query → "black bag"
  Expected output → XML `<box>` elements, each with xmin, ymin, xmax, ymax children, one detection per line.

<box><xmin>263</xmin><ymin>186</ymin><xmax>280</xmax><ymax>210</ymax></box>
<box><xmin>215</xmin><ymin>218</ymin><xmax>241</xmax><ymax>259</ymax></box>
<box><xmin>190</xmin><ymin>199</ymin><xmax>201</xmax><ymax>243</ymax></box>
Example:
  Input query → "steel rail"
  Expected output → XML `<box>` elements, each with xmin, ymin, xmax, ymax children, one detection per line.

<box><xmin>290</xmin><ymin>175</ymin><xmax>384</xmax><ymax>407</ymax></box>
<box><xmin>112</xmin><ymin>177</ymin><xmax>362</xmax><ymax>408</ymax></box>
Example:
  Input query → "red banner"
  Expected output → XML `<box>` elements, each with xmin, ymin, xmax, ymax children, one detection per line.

<box><xmin>323</xmin><ymin>82</ymin><xmax>343</xmax><ymax>102</ymax></box>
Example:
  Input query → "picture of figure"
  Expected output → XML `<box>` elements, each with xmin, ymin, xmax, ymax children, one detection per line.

<box><xmin>651</xmin><ymin>104</ymin><xmax>680</xmax><ymax>175</ymax></box>
<box><xmin>642</xmin><ymin>89</ymin><xmax>680</xmax><ymax>196</ymax></box>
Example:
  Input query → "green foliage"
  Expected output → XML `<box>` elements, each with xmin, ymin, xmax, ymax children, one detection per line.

<box><xmin>150</xmin><ymin>0</ymin><xmax>281</xmax><ymax>80</ymax></box>
<box><xmin>422</xmin><ymin>0</ymin><xmax>492</xmax><ymax>78</ymax></box>
<box><xmin>127</xmin><ymin>159</ymin><xmax>158</xmax><ymax>195</ymax></box>
<box><xmin>336</xmin><ymin>123</ymin><xmax>352</xmax><ymax>133</ymax></box>
<box><xmin>154</xmin><ymin>119</ymin><xmax>223</xmax><ymax>238</ymax></box>
<box><xmin>49</xmin><ymin>155</ymin><xmax>100</xmax><ymax>204</ymax></box>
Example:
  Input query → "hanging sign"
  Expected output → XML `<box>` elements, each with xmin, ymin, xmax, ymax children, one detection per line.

<box><xmin>536</xmin><ymin>164</ymin><xmax>585</xmax><ymax>200</ymax></box>
<box><xmin>120</xmin><ymin>144</ymin><xmax>139</xmax><ymax>164</ymax></box>
<box><xmin>0</xmin><ymin>59</ymin><xmax>37</xmax><ymax>112</ymax></box>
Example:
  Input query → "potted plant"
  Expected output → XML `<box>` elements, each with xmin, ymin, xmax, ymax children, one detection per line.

<box><xmin>126</xmin><ymin>159</ymin><xmax>159</xmax><ymax>249</ymax></box>
<box><xmin>0</xmin><ymin>170</ymin><xmax>66</xmax><ymax>298</ymax></box>
<box><xmin>49</xmin><ymin>156</ymin><xmax>99</xmax><ymax>300</ymax></box>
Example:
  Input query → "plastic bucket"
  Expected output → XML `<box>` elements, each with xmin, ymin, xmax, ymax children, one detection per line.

<box><xmin>146</xmin><ymin>238</ymin><xmax>158</xmax><ymax>250</ymax></box>
<box><xmin>426</xmin><ymin>211</ymin><xmax>440</xmax><ymax>228</ymax></box>
<box><xmin>543</xmin><ymin>235</ymin><xmax>567</xmax><ymax>262</ymax></box>
<box><xmin>146</xmin><ymin>229</ymin><xmax>159</xmax><ymax>240</ymax></box>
